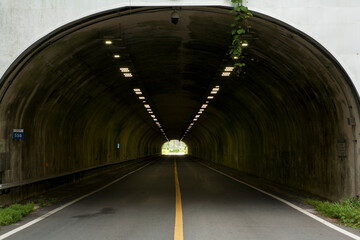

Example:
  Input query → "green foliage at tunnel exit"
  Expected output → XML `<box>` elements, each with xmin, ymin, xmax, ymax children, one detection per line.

<box><xmin>230</xmin><ymin>0</ymin><xmax>252</xmax><ymax>75</ymax></box>
<box><xmin>305</xmin><ymin>197</ymin><xmax>360</xmax><ymax>229</ymax></box>
<box><xmin>0</xmin><ymin>203</ymin><xmax>34</xmax><ymax>226</ymax></box>
<box><xmin>162</xmin><ymin>140</ymin><xmax>188</xmax><ymax>155</ymax></box>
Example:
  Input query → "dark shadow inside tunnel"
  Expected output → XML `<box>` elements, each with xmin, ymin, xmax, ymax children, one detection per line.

<box><xmin>0</xmin><ymin>6</ymin><xmax>359</xmax><ymax>201</ymax></box>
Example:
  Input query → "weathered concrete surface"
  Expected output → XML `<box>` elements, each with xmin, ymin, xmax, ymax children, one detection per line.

<box><xmin>1</xmin><ymin>1</ymin><xmax>359</xmax><ymax>95</ymax></box>
<box><xmin>0</xmin><ymin>6</ymin><xmax>359</xmax><ymax>201</ymax></box>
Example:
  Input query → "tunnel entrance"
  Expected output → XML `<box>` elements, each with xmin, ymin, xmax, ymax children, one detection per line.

<box><xmin>162</xmin><ymin>140</ymin><xmax>188</xmax><ymax>155</ymax></box>
<box><xmin>0</xmin><ymin>6</ymin><xmax>359</xmax><ymax>200</ymax></box>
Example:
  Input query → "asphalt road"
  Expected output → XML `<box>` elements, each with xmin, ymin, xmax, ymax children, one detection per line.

<box><xmin>2</xmin><ymin>157</ymin><xmax>358</xmax><ymax>240</ymax></box>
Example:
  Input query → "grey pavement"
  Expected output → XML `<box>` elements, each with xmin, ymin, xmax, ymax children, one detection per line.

<box><xmin>3</xmin><ymin>157</ymin><xmax>358</xmax><ymax>240</ymax></box>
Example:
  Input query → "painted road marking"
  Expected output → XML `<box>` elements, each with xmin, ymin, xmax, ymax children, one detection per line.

<box><xmin>201</xmin><ymin>162</ymin><xmax>360</xmax><ymax>240</ymax></box>
<box><xmin>174</xmin><ymin>160</ymin><xmax>184</xmax><ymax>240</ymax></box>
<box><xmin>0</xmin><ymin>161</ymin><xmax>154</xmax><ymax>240</ymax></box>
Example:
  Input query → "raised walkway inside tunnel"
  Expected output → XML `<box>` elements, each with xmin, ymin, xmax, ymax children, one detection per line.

<box><xmin>0</xmin><ymin>157</ymin><xmax>359</xmax><ymax>240</ymax></box>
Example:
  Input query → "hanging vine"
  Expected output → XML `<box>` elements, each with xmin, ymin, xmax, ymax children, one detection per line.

<box><xmin>229</xmin><ymin>0</ymin><xmax>252</xmax><ymax>75</ymax></box>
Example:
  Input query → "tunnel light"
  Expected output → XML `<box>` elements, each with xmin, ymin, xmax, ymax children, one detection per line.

<box><xmin>151</xmin><ymin>115</ymin><xmax>156</xmax><ymax>118</ymax></box>
<box><xmin>212</xmin><ymin>87</ymin><xmax>220</xmax><ymax>91</ymax></box>
<box><xmin>201</xmin><ymin>104</ymin><xmax>207</xmax><ymax>108</ymax></box>
<box><xmin>206</xmin><ymin>101</ymin><xmax>209</xmax><ymax>103</ymax></box>
<box><xmin>195</xmin><ymin>115</ymin><xmax>200</xmax><ymax>118</ymax></box>
<box><xmin>114</xmin><ymin>54</ymin><xmax>120</xmax><ymax>58</ymax></box>
<box><xmin>105</xmin><ymin>40</ymin><xmax>112</xmax><ymax>45</ymax></box>
<box><xmin>124</xmin><ymin>73</ymin><xmax>133</xmax><ymax>77</ymax></box>
<box><xmin>242</xmin><ymin>42</ymin><xmax>249</xmax><ymax>47</ymax></box>
<box><xmin>147</xmin><ymin>109</ymin><xmax>152</xmax><ymax>112</ymax></box>
<box><xmin>224</xmin><ymin>67</ymin><xmax>234</xmax><ymax>72</ymax></box>
<box><xmin>154</xmin><ymin>119</ymin><xmax>157</xmax><ymax>121</ymax></box>
<box><xmin>139</xmin><ymin>96</ymin><xmax>145</xmax><ymax>99</ymax></box>
<box><xmin>233</xmin><ymin>56</ymin><xmax>239</xmax><ymax>59</ymax></box>
<box><xmin>198</xmin><ymin>111</ymin><xmax>202</xmax><ymax>114</ymax></box>
<box><xmin>207</xmin><ymin>96</ymin><xmax>214</xmax><ymax>99</ymax></box>
<box><xmin>222</xmin><ymin>72</ymin><xmax>231</xmax><ymax>77</ymax></box>
<box><xmin>142</xmin><ymin>101</ymin><xmax>146</xmax><ymax>103</ymax></box>
<box><xmin>194</xmin><ymin>118</ymin><xmax>198</xmax><ymax>121</ymax></box>
<box><xmin>134</xmin><ymin>88</ymin><xmax>142</xmax><ymax>93</ymax></box>
<box><xmin>144</xmin><ymin>104</ymin><xmax>150</xmax><ymax>108</ymax></box>
<box><xmin>211</xmin><ymin>91</ymin><xmax>217</xmax><ymax>94</ymax></box>
<box><xmin>120</xmin><ymin>68</ymin><xmax>130</xmax><ymax>72</ymax></box>
<box><xmin>149</xmin><ymin>111</ymin><xmax>153</xmax><ymax>114</ymax></box>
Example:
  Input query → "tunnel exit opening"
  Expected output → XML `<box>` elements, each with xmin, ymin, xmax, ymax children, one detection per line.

<box><xmin>162</xmin><ymin>140</ymin><xmax>188</xmax><ymax>155</ymax></box>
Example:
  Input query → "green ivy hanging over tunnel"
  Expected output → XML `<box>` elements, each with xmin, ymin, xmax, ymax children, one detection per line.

<box><xmin>230</xmin><ymin>0</ymin><xmax>252</xmax><ymax>75</ymax></box>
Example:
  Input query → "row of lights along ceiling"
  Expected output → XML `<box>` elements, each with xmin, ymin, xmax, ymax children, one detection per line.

<box><xmin>133</xmin><ymin>88</ymin><xmax>169</xmax><ymax>141</ymax></box>
<box><xmin>180</xmin><ymin>63</ymin><xmax>238</xmax><ymax>141</ymax></box>
<box><xmin>180</xmin><ymin>41</ymin><xmax>249</xmax><ymax>141</ymax></box>
<box><xmin>105</xmin><ymin>39</ymin><xmax>169</xmax><ymax>141</ymax></box>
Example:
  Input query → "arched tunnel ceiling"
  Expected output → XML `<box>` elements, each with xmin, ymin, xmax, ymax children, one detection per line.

<box><xmin>1</xmin><ymin>6</ymin><xmax>359</xmax><ymax>199</ymax></box>
<box><xmin>1</xmin><ymin>6</ymin><xmax>355</xmax><ymax>141</ymax></box>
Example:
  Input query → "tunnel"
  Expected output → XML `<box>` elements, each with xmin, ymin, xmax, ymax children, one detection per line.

<box><xmin>0</xmin><ymin>6</ymin><xmax>359</xmax><ymax>201</ymax></box>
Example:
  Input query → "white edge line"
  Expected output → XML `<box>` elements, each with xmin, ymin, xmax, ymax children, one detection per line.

<box><xmin>0</xmin><ymin>161</ymin><xmax>154</xmax><ymax>240</ymax></box>
<box><xmin>200</xmin><ymin>162</ymin><xmax>360</xmax><ymax>240</ymax></box>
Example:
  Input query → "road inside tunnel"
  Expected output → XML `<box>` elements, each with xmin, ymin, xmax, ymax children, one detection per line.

<box><xmin>0</xmin><ymin>157</ymin><xmax>359</xmax><ymax>240</ymax></box>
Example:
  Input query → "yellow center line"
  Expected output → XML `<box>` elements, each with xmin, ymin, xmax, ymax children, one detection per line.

<box><xmin>174</xmin><ymin>159</ymin><xmax>184</xmax><ymax>240</ymax></box>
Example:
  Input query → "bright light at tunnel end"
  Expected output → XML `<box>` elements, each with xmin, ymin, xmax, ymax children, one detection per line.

<box><xmin>162</xmin><ymin>140</ymin><xmax>188</xmax><ymax>155</ymax></box>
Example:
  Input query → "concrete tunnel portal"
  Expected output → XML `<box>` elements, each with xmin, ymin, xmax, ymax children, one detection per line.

<box><xmin>0</xmin><ymin>6</ymin><xmax>359</xmax><ymax>201</ymax></box>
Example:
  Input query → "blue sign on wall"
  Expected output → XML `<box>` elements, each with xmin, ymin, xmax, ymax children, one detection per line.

<box><xmin>13</xmin><ymin>129</ymin><xmax>24</xmax><ymax>139</ymax></box>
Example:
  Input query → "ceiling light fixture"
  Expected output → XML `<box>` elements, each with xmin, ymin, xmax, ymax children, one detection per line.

<box><xmin>105</xmin><ymin>40</ymin><xmax>112</xmax><ymax>45</ymax></box>
<box><xmin>114</xmin><ymin>54</ymin><xmax>120</xmax><ymax>58</ymax></box>
<box><xmin>224</xmin><ymin>67</ymin><xmax>234</xmax><ymax>72</ymax></box>
<box><xmin>120</xmin><ymin>68</ymin><xmax>130</xmax><ymax>72</ymax></box>
<box><xmin>124</xmin><ymin>73</ymin><xmax>133</xmax><ymax>77</ymax></box>
<box><xmin>221</xmin><ymin>72</ymin><xmax>231</xmax><ymax>77</ymax></box>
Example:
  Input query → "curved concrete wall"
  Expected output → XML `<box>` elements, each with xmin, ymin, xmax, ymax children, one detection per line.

<box><xmin>0</xmin><ymin>2</ymin><xmax>360</xmax><ymax>201</ymax></box>
<box><xmin>1</xmin><ymin>0</ymin><xmax>359</xmax><ymax>94</ymax></box>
